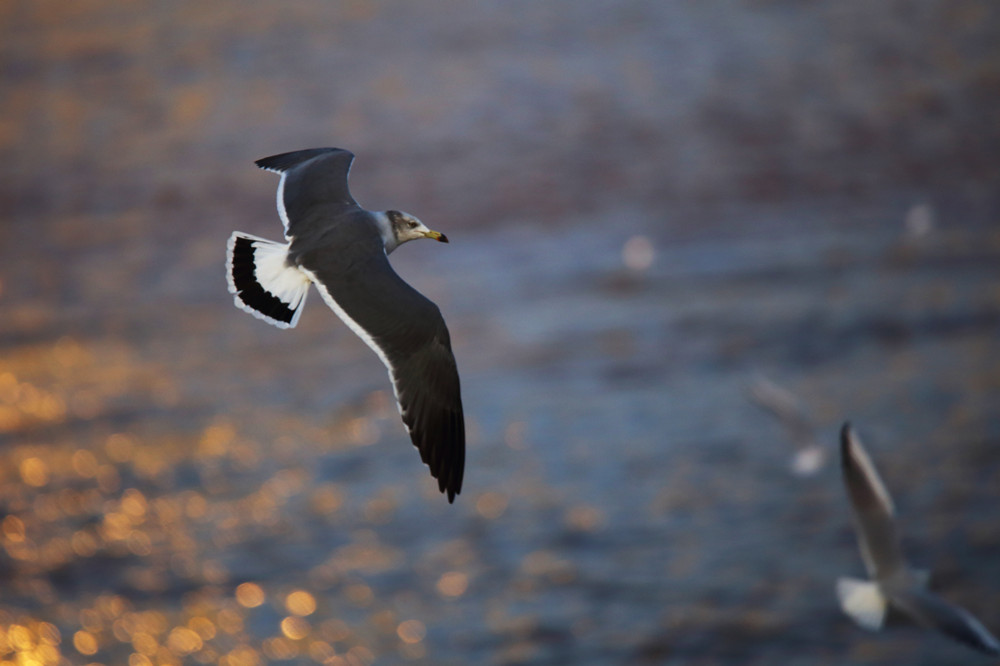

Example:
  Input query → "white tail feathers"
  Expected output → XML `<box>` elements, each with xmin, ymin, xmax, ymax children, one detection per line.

<box><xmin>837</xmin><ymin>577</ymin><xmax>888</xmax><ymax>631</ymax></box>
<box><xmin>226</xmin><ymin>232</ymin><xmax>311</xmax><ymax>329</ymax></box>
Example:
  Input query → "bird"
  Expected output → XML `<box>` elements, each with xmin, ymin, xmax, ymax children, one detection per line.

<box><xmin>746</xmin><ymin>374</ymin><xmax>826</xmax><ymax>476</ymax></box>
<box><xmin>226</xmin><ymin>148</ymin><xmax>465</xmax><ymax>502</ymax></box>
<box><xmin>836</xmin><ymin>422</ymin><xmax>999</xmax><ymax>656</ymax></box>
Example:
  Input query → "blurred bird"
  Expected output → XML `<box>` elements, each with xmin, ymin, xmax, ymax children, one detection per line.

<box><xmin>747</xmin><ymin>374</ymin><xmax>825</xmax><ymax>476</ymax></box>
<box><xmin>226</xmin><ymin>148</ymin><xmax>465</xmax><ymax>502</ymax></box>
<box><xmin>904</xmin><ymin>202</ymin><xmax>935</xmax><ymax>240</ymax></box>
<box><xmin>837</xmin><ymin>422</ymin><xmax>1000</xmax><ymax>656</ymax></box>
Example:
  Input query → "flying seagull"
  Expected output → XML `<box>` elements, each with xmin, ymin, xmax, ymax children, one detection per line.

<box><xmin>747</xmin><ymin>374</ymin><xmax>826</xmax><ymax>476</ymax></box>
<box><xmin>226</xmin><ymin>148</ymin><xmax>465</xmax><ymax>502</ymax></box>
<box><xmin>836</xmin><ymin>422</ymin><xmax>999</xmax><ymax>656</ymax></box>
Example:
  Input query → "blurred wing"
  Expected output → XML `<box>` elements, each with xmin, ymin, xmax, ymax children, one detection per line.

<box><xmin>256</xmin><ymin>148</ymin><xmax>359</xmax><ymax>240</ymax></box>
<box><xmin>840</xmin><ymin>423</ymin><xmax>906</xmax><ymax>579</ymax></box>
<box><xmin>300</xmin><ymin>238</ymin><xmax>465</xmax><ymax>502</ymax></box>
<box><xmin>748</xmin><ymin>375</ymin><xmax>816</xmax><ymax>446</ymax></box>
<box><xmin>891</xmin><ymin>588</ymin><xmax>1000</xmax><ymax>656</ymax></box>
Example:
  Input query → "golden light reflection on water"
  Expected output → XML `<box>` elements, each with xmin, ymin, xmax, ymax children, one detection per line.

<box><xmin>165</xmin><ymin>626</ymin><xmax>203</xmax><ymax>654</ymax></box>
<box><xmin>0</xmin><ymin>338</ymin><xmax>164</xmax><ymax>436</ymax></box>
<box><xmin>0</xmin><ymin>336</ymin><xmax>414</xmax><ymax>666</ymax></box>
<box><xmin>344</xmin><ymin>583</ymin><xmax>375</xmax><ymax>607</ymax></box>
<box><xmin>395</xmin><ymin>619</ymin><xmax>426</xmax><ymax>644</ymax></box>
<box><xmin>19</xmin><ymin>457</ymin><xmax>50</xmax><ymax>487</ymax></box>
<box><xmin>285</xmin><ymin>590</ymin><xmax>317</xmax><ymax>617</ymax></box>
<box><xmin>261</xmin><ymin>635</ymin><xmax>298</xmax><ymax>660</ymax></box>
<box><xmin>564</xmin><ymin>503</ymin><xmax>606</xmax><ymax>533</ymax></box>
<box><xmin>0</xmin><ymin>621</ymin><xmax>63</xmax><ymax>666</ymax></box>
<box><xmin>234</xmin><ymin>582</ymin><xmax>265</xmax><ymax>609</ymax></box>
<box><xmin>435</xmin><ymin>571</ymin><xmax>469</xmax><ymax>598</ymax></box>
<box><xmin>475</xmin><ymin>491</ymin><xmax>509</xmax><ymax>520</ymax></box>
<box><xmin>279</xmin><ymin>615</ymin><xmax>310</xmax><ymax>640</ymax></box>
<box><xmin>72</xmin><ymin>629</ymin><xmax>98</xmax><ymax>655</ymax></box>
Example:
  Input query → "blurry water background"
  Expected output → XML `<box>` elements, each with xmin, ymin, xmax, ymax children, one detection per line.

<box><xmin>1</xmin><ymin>2</ymin><xmax>1000</xmax><ymax>664</ymax></box>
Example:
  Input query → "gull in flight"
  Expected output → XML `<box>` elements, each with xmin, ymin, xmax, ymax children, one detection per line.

<box><xmin>837</xmin><ymin>422</ymin><xmax>999</xmax><ymax>655</ymax></box>
<box><xmin>226</xmin><ymin>148</ymin><xmax>465</xmax><ymax>502</ymax></box>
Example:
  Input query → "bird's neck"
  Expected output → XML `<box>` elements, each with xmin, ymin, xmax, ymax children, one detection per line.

<box><xmin>372</xmin><ymin>211</ymin><xmax>399</xmax><ymax>254</ymax></box>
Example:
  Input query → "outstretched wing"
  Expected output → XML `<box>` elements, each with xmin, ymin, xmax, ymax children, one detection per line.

<box><xmin>255</xmin><ymin>148</ymin><xmax>359</xmax><ymax>241</ymax></box>
<box><xmin>299</xmin><ymin>231</ymin><xmax>465</xmax><ymax>502</ymax></box>
<box><xmin>840</xmin><ymin>423</ymin><xmax>906</xmax><ymax>580</ymax></box>
<box><xmin>892</xmin><ymin>588</ymin><xmax>1000</xmax><ymax>656</ymax></box>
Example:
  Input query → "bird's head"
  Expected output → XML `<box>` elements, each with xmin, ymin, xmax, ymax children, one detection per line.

<box><xmin>387</xmin><ymin>210</ymin><xmax>448</xmax><ymax>248</ymax></box>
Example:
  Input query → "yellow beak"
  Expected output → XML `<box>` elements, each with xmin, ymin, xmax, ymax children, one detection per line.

<box><xmin>424</xmin><ymin>230</ymin><xmax>449</xmax><ymax>243</ymax></box>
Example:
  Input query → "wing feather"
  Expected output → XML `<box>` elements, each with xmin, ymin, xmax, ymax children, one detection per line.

<box><xmin>840</xmin><ymin>423</ymin><xmax>906</xmax><ymax>579</ymax></box>
<box><xmin>256</xmin><ymin>148</ymin><xmax>359</xmax><ymax>240</ymax></box>
<box><xmin>300</xmin><ymin>236</ymin><xmax>465</xmax><ymax>502</ymax></box>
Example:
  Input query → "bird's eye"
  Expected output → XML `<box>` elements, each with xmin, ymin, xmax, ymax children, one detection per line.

<box><xmin>408</xmin><ymin>221</ymin><xmax>418</xmax><ymax>229</ymax></box>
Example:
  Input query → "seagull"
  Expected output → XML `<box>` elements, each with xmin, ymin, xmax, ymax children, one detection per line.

<box><xmin>836</xmin><ymin>422</ymin><xmax>999</xmax><ymax>656</ymax></box>
<box><xmin>747</xmin><ymin>374</ymin><xmax>826</xmax><ymax>476</ymax></box>
<box><xmin>226</xmin><ymin>148</ymin><xmax>465</xmax><ymax>502</ymax></box>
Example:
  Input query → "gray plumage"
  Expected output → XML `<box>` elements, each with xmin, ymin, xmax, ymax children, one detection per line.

<box><xmin>227</xmin><ymin>148</ymin><xmax>464</xmax><ymax>502</ymax></box>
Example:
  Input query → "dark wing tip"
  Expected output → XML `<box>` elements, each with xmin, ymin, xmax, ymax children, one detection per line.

<box><xmin>255</xmin><ymin>147</ymin><xmax>354</xmax><ymax>173</ymax></box>
<box><xmin>840</xmin><ymin>420</ymin><xmax>854</xmax><ymax>465</ymax></box>
<box><xmin>431</xmin><ymin>409</ymin><xmax>465</xmax><ymax>503</ymax></box>
<box><xmin>403</xmin><ymin>402</ymin><xmax>465</xmax><ymax>504</ymax></box>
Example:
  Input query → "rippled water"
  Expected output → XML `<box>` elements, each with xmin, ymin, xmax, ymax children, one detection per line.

<box><xmin>2</xmin><ymin>2</ymin><xmax>1000</xmax><ymax>665</ymax></box>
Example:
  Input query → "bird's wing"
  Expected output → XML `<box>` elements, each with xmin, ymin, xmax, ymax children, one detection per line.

<box><xmin>299</xmin><ymin>235</ymin><xmax>465</xmax><ymax>502</ymax></box>
<box><xmin>890</xmin><ymin>587</ymin><xmax>1000</xmax><ymax>656</ymax></box>
<box><xmin>840</xmin><ymin>423</ymin><xmax>907</xmax><ymax>579</ymax></box>
<box><xmin>748</xmin><ymin>375</ymin><xmax>816</xmax><ymax>446</ymax></box>
<box><xmin>256</xmin><ymin>148</ymin><xmax>360</xmax><ymax>241</ymax></box>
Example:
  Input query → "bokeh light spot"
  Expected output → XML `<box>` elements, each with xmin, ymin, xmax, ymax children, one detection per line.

<box><xmin>622</xmin><ymin>234</ymin><xmax>655</xmax><ymax>270</ymax></box>
<box><xmin>131</xmin><ymin>631</ymin><xmax>158</xmax><ymax>656</ymax></box>
<box><xmin>166</xmin><ymin>626</ymin><xmax>203</xmax><ymax>655</ymax></box>
<box><xmin>307</xmin><ymin>640</ymin><xmax>336</xmax><ymax>662</ymax></box>
<box><xmin>565</xmin><ymin>504</ymin><xmax>606</xmax><ymax>532</ymax></box>
<box><xmin>235</xmin><ymin>582</ymin><xmax>265</xmax><ymax>608</ymax></box>
<box><xmin>105</xmin><ymin>433</ymin><xmax>136</xmax><ymax>463</ymax></box>
<box><xmin>9</xmin><ymin>624</ymin><xmax>33</xmax><ymax>650</ymax></box>
<box><xmin>187</xmin><ymin>617</ymin><xmax>216</xmax><ymax>641</ymax></box>
<box><xmin>262</xmin><ymin>636</ymin><xmax>298</xmax><ymax>660</ymax></box>
<box><xmin>129</xmin><ymin>653</ymin><xmax>154</xmax><ymax>666</ymax></box>
<box><xmin>345</xmin><ymin>583</ymin><xmax>374</xmax><ymax>607</ymax></box>
<box><xmin>72</xmin><ymin>630</ymin><xmax>98</xmax><ymax>655</ymax></box>
<box><xmin>1</xmin><ymin>515</ymin><xmax>26</xmax><ymax>543</ymax></box>
<box><xmin>475</xmin><ymin>492</ymin><xmax>508</xmax><ymax>520</ymax></box>
<box><xmin>20</xmin><ymin>457</ymin><xmax>50</xmax><ymax>487</ymax></box>
<box><xmin>71</xmin><ymin>449</ymin><xmax>100</xmax><ymax>477</ymax></box>
<box><xmin>436</xmin><ymin>571</ymin><xmax>468</xmax><ymax>598</ymax></box>
<box><xmin>38</xmin><ymin>622</ymin><xmax>61</xmax><ymax>646</ymax></box>
<box><xmin>309</xmin><ymin>483</ymin><xmax>344</xmax><ymax>516</ymax></box>
<box><xmin>222</xmin><ymin>645</ymin><xmax>263</xmax><ymax>666</ymax></box>
<box><xmin>71</xmin><ymin>530</ymin><xmax>99</xmax><ymax>557</ymax></box>
<box><xmin>285</xmin><ymin>590</ymin><xmax>316</xmax><ymax>617</ymax></box>
<box><xmin>280</xmin><ymin>616</ymin><xmax>310</xmax><ymax>640</ymax></box>
<box><xmin>396</xmin><ymin>620</ymin><xmax>426</xmax><ymax>644</ymax></box>
<box><xmin>216</xmin><ymin>609</ymin><xmax>244</xmax><ymax>635</ymax></box>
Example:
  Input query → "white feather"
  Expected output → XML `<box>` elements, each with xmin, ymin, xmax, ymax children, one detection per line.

<box><xmin>837</xmin><ymin>577</ymin><xmax>888</xmax><ymax>631</ymax></box>
<box><xmin>276</xmin><ymin>171</ymin><xmax>292</xmax><ymax>239</ymax></box>
<box><xmin>226</xmin><ymin>232</ymin><xmax>310</xmax><ymax>329</ymax></box>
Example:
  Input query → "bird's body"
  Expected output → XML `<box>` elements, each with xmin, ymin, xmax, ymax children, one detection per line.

<box><xmin>226</xmin><ymin>148</ymin><xmax>464</xmax><ymax>502</ymax></box>
<box><xmin>837</xmin><ymin>423</ymin><xmax>999</xmax><ymax>655</ymax></box>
